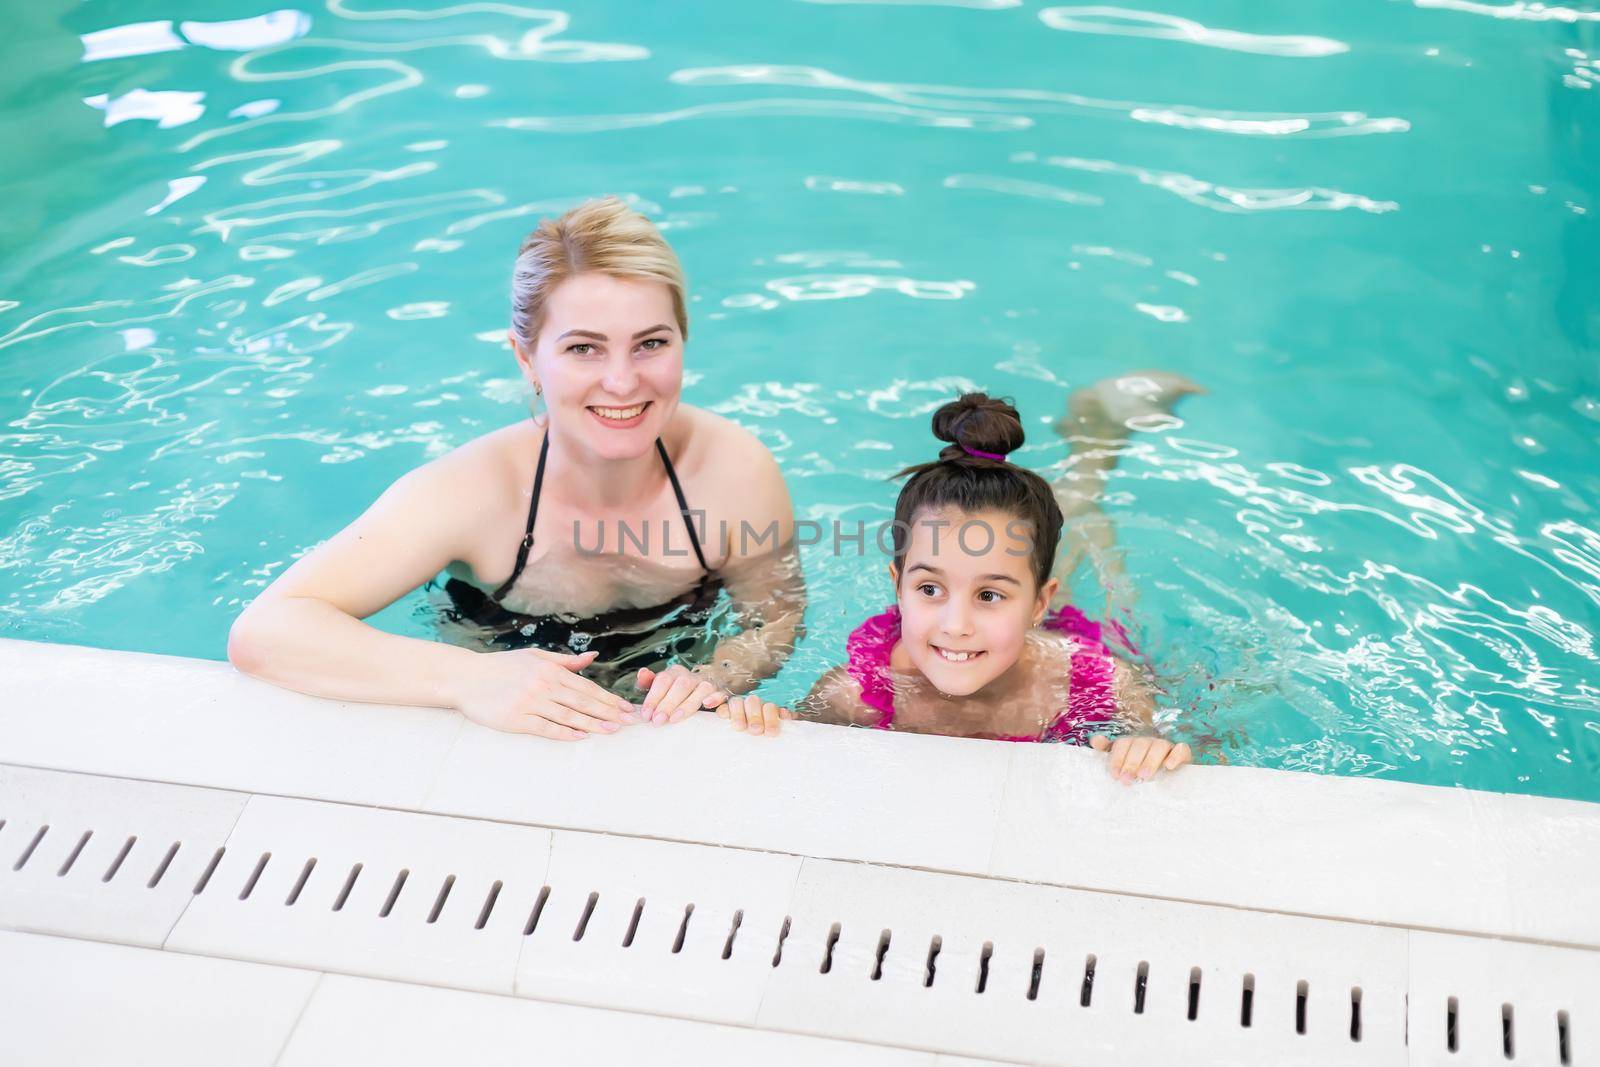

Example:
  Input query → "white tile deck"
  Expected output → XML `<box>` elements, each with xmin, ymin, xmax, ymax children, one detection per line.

<box><xmin>0</xmin><ymin>929</ymin><xmax>316</xmax><ymax>1066</ymax></box>
<box><xmin>1</xmin><ymin>637</ymin><xmax>1596</xmax><ymax>1064</ymax></box>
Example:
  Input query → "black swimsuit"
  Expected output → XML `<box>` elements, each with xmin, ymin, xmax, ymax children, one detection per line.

<box><xmin>440</xmin><ymin>434</ymin><xmax>724</xmax><ymax>688</ymax></box>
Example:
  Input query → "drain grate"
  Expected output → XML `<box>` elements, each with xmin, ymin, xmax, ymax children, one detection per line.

<box><xmin>3</xmin><ymin>763</ymin><xmax>1595</xmax><ymax>1064</ymax></box>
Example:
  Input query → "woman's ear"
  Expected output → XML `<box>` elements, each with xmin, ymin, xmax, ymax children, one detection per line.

<box><xmin>509</xmin><ymin>330</ymin><xmax>538</xmax><ymax>381</ymax></box>
<box><xmin>1032</xmin><ymin>576</ymin><xmax>1060</xmax><ymax>626</ymax></box>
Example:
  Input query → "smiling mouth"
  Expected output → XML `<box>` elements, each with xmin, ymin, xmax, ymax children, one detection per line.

<box><xmin>588</xmin><ymin>401</ymin><xmax>650</xmax><ymax>422</ymax></box>
<box><xmin>932</xmin><ymin>645</ymin><xmax>985</xmax><ymax>663</ymax></box>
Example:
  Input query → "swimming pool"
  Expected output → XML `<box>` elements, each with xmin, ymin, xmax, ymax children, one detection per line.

<box><xmin>2</xmin><ymin>1</ymin><xmax>1596</xmax><ymax>800</ymax></box>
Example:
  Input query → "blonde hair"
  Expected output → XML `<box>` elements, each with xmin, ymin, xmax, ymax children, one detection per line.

<box><xmin>510</xmin><ymin>196</ymin><xmax>689</xmax><ymax>349</ymax></box>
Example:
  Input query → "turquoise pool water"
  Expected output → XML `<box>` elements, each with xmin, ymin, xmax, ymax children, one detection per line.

<box><xmin>2</xmin><ymin>1</ymin><xmax>1596</xmax><ymax>800</ymax></box>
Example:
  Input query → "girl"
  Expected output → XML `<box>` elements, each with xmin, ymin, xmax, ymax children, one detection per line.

<box><xmin>718</xmin><ymin>382</ymin><xmax>1197</xmax><ymax>783</ymax></box>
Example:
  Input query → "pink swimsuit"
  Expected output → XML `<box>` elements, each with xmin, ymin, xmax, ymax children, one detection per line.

<box><xmin>844</xmin><ymin>604</ymin><xmax>1121</xmax><ymax>743</ymax></box>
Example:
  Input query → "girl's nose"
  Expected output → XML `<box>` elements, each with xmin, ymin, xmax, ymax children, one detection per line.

<box><xmin>600</xmin><ymin>352</ymin><xmax>640</xmax><ymax>397</ymax></box>
<box><xmin>941</xmin><ymin>601</ymin><xmax>974</xmax><ymax>636</ymax></box>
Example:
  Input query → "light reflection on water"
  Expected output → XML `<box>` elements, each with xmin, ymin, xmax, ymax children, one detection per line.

<box><xmin>0</xmin><ymin>0</ymin><xmax>1596</xmax><ymax>800</ymax></box>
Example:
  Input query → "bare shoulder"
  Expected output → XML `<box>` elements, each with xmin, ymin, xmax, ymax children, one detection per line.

<box><xmin>382</xmin><ymin>420</ymin><xmax>541</xmax><ymax>569</ymax></box>
<box><xmin>666</xmin><ymin>405</ymin><xmax>793</xmax><ymax>559</ymax></box>
<box><xmin>667</xmin><ymin>404</ymin><xmax>780</xmax><ymax>480</ymax></box>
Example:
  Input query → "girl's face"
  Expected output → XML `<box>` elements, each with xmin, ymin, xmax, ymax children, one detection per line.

<box><xmin>891</xmin><ymin>506</ymin><xmax>1057</xmax><ymax>697</ymax></box>
<box><xmin>511</xmin><ymin>272</ymin><xmax>683</xmax><ymax>461</ymax></box>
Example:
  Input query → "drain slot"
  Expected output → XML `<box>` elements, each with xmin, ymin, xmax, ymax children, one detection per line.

<box><xmin>1241</xmin><ymin>973</ymin><xmax>1255</xmax><ymax>1028</ymax></box>
<box><xmin>976</xmin><ymin>941</ymin><xmax>993</xmax><ymax>994</ymax></box>
<box><xmin>238</xmin><ymin>852</ymin><xmax>271</xmax><ymax>901</ymax></box>
<box><xmin>722</xmin><ymin>910</ymin><xmax>744</xmax><ymax>960</ymax></box>
<box><xmin>102</xmin><ymin>836</ymin><xmax>137</xmax><ymax>883</ymax></box>
<box><xmin>193</xmin><ymin>847</ymin><xmax>224</xmax><ymax>895</ymax></box>
<box><xmin>1080</xmin><ymin>954</ymin><xmax>1096</xmax><ymax>1007</ymax></box>
<box><xmin>1447</xmin><ymin>995</ymin><xmax>1459</xmax><ymax>1052</ymax></box>
<box><xmin>572</xmin><ymin>890</ymin><xmax>598</xmax><ymax>940</ymax></box>
<box><xmin>772</xmin><ymin>916</ymin><xmax>790</xmax><ymax>968</ymax></box>
<box><xmin>1351</xmin><ymin>986</ymin><xmax>1363</xmax><ymax>1041</ymax></box>
<box><xmin>671</xmin><ymin>903</ymin><xmax>694</xmax><ymax>954</ymax></box>
<box><xmin>523</xmin><ymin>885</ymin><xmax>551</xmax><ymax>936</ymax></box>
<box><xmin>924</xmin><ymin>935</ymin><xmax>941</xmax><ymax>988</ymax></box>
<box><xmin>1558</xmin><ymin>1009</ymin><xmax>1571</xmax><ymax>1065</ymax></box>
<box><xmin>1133</xmin><ymin>961</ymin><xmax>1149</xmax><ymax>1014</ymax></box>
<box><xmin>332</xmin><ymin>863</ymin><xmax>362</xmax><ymax>911</ymax></box>
<box><xmin>1296</xmin><ymin>979</ymin><xmax>1309</xmax><ymax>1035</ymax></box>
<box><xmin>475</xmin><ymin>881</ymin><xmax>502</xmax><ymax>931</ymax></box>
<box><xmin>14</xmin><ymin>825</ymin><xmax>48</xmax><ymax>871</ymax></box>
<box><xmin>147</xmin><ymin>842</ymin><xmax>180</xmax><ymax>889</ymax></box>
<box><xmin>379</xmin><ymin>869</ymin><xmax>408</xmax><ymax>918</ymax></box>
<box><xmin>427</xmin><ymin>874</ymin><xmax>456</xmax><ymax>925</ymax></box>
<box><xmin>1187</xmin><ymin>967</ymin><xmax>1201</xmax><ymax>1020</ymax></box>
<box><xmin>622</xmin><ymin>897</ymin><xmax>644</xmax><ymax>947</ymax></box>
<box><xmin>820</xmin><ymin>922</ymin><xmax>841</xmax><ymax>974</ymax></box>
<box><xmin>58</xmin><ymin>831</ymin><xmax>92</xmax><ymax>877</ymax></box>
<box><xmin>1502</xmin><ymin>1002</ymin><xmax>1513</xmax><ymax>1060</ymax></box>
<box><xmin>285</xmin><ymin>858</ymin><xmax>316</xmax><ymax>906</ymax></box>
<box><xmin>870</xmin><ymin>929</ymin><xmax>891</xmax><ymax>980</ymax></box>
<box><xmin>1028</xmin><ymin>948</ymin><xmax>1045</xmax><ymax>1001</ymax></box>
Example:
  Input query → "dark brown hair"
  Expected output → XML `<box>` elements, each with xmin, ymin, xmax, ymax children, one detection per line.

<box><xmin>891</xmin><ymin>393</ymin><xmax>1064</xmax><ymax>588</ymax></box>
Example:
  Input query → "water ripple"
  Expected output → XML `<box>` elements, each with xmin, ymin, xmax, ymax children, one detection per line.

<box><xmin>1018</xmin><ymin>152</ymin><xmax>1400</xmax><ymax>214</ymax></box>
<box><xmin>671</xmin><ymin>64</ymin><xmax>1408</xmax><ymax>137</ymax></box>
<box><xmin>1038</xmin><ymin>6</ymin><xmax>1349</xmax><ymax>57</ymax></box>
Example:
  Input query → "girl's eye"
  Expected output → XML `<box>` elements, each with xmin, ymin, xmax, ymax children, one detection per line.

<box><xmin>978</xmin><ymin>590</ymin><xmax>1006</xmax><ymax>603</ymax></box>
<box><xmin>639</xmin><ymin>337</ymin><xmax>667</xmax><ymax>351</ymax></box>
<box><xmin>917</xmin><ymin>583</ymin><xmax>940</xmax><ymax>598</ymax></box>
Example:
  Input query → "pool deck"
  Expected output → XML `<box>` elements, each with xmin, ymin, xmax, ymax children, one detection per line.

<box><xmin>1</xmin><ymin>636</ymin><xmax>1596</xmax><ymax>1065</ymax></box>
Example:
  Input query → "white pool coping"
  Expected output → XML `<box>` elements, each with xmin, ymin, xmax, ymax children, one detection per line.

<box><xmin>1</xmin><ymin>637</ymin><xmax>1596</xmax><ymax>1064</ymax></box>
<box><xmin>2</xmin><ymin>638</ymin><xmax>1594</xmax><ymax>950</ymax></box>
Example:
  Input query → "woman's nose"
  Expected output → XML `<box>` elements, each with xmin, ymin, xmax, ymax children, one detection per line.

<box><xmin>600</xmin><ymin>352</ymin><xmax>640</xmax><ymax>397</ymax></box>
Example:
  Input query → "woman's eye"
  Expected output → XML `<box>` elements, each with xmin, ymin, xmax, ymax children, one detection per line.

<box><xmin>639</xmin><ymin>337</ymin><xmax>667</xmax><ymax>351</ymax></box>
<box><xmin>567</xmin><ymin>343</ymin><xmax>594</xmax><ymax>355</ymax></box>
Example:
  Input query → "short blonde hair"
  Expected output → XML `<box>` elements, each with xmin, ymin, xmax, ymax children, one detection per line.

<box><xmin>510</xmin><ymin>196</ymin><xmax>689</xmax><ymax>349</ymax></box>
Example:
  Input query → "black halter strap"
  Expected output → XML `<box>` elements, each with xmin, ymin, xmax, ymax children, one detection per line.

<box><xmin>492</xmin><ymin>433</ymin><xmax>708</xmax><ymax>601</ymax></box>
<box><xmin>657</xmin><ymin>437</ymin><xmax>710</xmax><ymax>572</ymax></box>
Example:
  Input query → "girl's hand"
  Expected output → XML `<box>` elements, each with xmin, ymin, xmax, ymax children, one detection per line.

<box><xmin>1090</xmin><ymin>733</ymin><xmax>1192</xmax><ymax>784</ymax></box>
<box><xmin>716</xmin><ymin>693</ymin><xmax>792</xmax><ymax>736</ymax></box>
<box><xmin>634</xmin><ymin>665</ymin><xmax>728</xmax><ymax>725</ymax></box>
<box><xmin>453</xmin><ymin>648</ymin><xmax>636</xmax><ymax>740</ymax></box>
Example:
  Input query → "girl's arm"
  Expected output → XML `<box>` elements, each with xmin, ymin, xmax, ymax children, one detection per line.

<box><xmin>1087</xmin><ymin>658</ymin><xmax>1192</xmax><ymax>782</ymax></box>
<box><xmin>716</xmin><ymin>665</ymin><xmax>878</xmax><ymax>736</ymax></box>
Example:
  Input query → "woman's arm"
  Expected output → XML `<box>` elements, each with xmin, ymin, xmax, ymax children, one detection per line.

<box><xmin>638</xmin><ymin>420</ymin><xmax>807</xmax><ymax>721</ymax></box>
<box><xmin>226</xmin><ymin>451</ymin><xmax>484</xmax><ymax>707</ymax></box>
<box><xmin>227</xmin><ymin>441</ymin><xmax>631</xmax><ymax>737</ymax></box>
<box><xmin>694</xmin><ymin>434</ymin><xmax>804</xmax><ymax>694</ymax></box>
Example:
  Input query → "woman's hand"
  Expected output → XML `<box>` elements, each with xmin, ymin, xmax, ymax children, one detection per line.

<box><xmin>634</xmin><ymin>664</ymin><xmax>728</xmax><ymax>725</ymax></box>
<box><xmin>716</xmin><ymin>694</ymin><xmax>792</xmax><ymax>736</ymax></box>
<box><xmin>1089</xmin><ymin>733</ymin><xmax>1192</xmax><ymax>784</ymax></box>
<box><xmin>452</xmin><ymin>648</ymin><xmax>637</xmax><ymax>740</ymax></box>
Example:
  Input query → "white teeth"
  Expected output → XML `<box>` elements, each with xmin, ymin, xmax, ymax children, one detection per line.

<box><xmin>591</xmin><ymin>403</ymin><xmax>646</xmax><ymax>421</ymax></box>
<box><xmin>935</xmin><ymin>647</ymin><xmax>980</xmax><ymax>662</ymax></box>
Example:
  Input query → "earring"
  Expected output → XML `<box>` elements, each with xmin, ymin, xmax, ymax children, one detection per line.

<box><xmin>533</xmin><ymin>382</ymin><xmax>543</xmax><ymax>396</ymax></box>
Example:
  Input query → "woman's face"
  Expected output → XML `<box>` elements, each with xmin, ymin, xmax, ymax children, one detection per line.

<box><xmin>891</xmin><ymin>506</ymin><xmax>1057</xmax><ymax>696</ymax></box>
<box><xmin>513</xmin><ymin>272</ymin><xmax>683</xmax><ymax>460</ymax></box>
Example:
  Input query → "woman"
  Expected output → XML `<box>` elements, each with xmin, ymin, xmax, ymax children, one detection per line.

<box><xmin>228</xmin><ymin>197</ymin><xmax>803</xmax><ymax>739</ymax></box>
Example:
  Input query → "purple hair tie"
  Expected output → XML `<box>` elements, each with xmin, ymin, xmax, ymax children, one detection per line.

<box><xmin>962</xmin><ymin>445</ymin><xmax>1008</xmax><ymax>462</ymax></box>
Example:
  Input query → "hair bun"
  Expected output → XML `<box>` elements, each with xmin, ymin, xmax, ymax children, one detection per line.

<box><xmin>931</xmin><ymin>392</ymin><xmax>1025</xmax><ymax>462</ymax></box>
